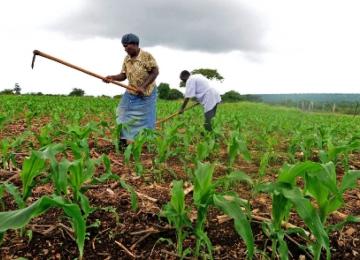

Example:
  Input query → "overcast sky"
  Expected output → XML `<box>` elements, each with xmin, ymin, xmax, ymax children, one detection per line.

<box><xmin>1</xmin><ymin>0</ymin><xmax>360</xmax><ymax>96</ymax></box>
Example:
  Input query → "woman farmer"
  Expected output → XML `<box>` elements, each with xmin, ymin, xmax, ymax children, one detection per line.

<box><xmin>104</xmin><ymin>33</ymin><xmax>159</xmax><ymax>149</ymax></box>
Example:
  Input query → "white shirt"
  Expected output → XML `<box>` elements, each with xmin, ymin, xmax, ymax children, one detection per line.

<box><xmin>185</xmin><ymin>74</ymin><xmax>222</xmax><ymax>112</ymax></box>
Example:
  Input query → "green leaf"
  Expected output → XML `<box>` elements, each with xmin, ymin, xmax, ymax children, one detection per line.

<box><xmin>193</xmin><ymin>162</ymin><xmax>214</xmax><ymax>207</ymax></box>
<box><xmin>2</xmin><ymin>182</ymin><xmax>25</xmax><ymax>208</ymax></box>
<box><xmin>78</xmin><ymin>192</ymin><xmax>93</xmax><ymax>217</ymax></box>
<box><xmin>216</xmin><ymin>171</ymin><xmax>253</xmax><ymax>187</ymax></box>
<box><xmin>276</xmin><ymin>230</ymin><xmax>289</xmax><ymax>260</ymax></box>
<box><xmin>272</xmin><ymin>191</ymin><xmax>292</xmax><ymax>230</ymax></box>
<box><xmin>278</xmin><ymin>161</ymin><xmax>321</xmax><ymax>184</ymax></box>
<box><xmin>196</xmin><ymin>142</ymin><xmax>209</xmax><ymax>161</ymax></box>
<box><xmin>195</xmin><ymin>228</ymin><xmax>213</xmax><ymax>259</ymax></box>
<box><xmin>20</xmin><ymin>151</ymin><xmax>46</xmax><ymax>200</ymax></box>
<box><xmin>280</xmin><ymin>184</ymin><xmax>330</xmax><ymax>260</ymax></box>
<box><xmin>124</xmin><ymin>144</ymin><xmax>133</xmax><ymax>164</ymax></box>
<box><xmin>259</xmin><ymin>152</ymin><xmax>270</xmax><ymax>177</ymax></box>
<box><xmin>162</xmin><ymin>180</ymin><xmax>191</xmax><ymax>256</ymax></box>
<box><xmin>340</xmin><ymin>170</ymin><xmax>360</xmax><ymax>192</ymax></box>
<box><xmin>51</xmin><ymin>159</ymin><xmax>70</xmax><ymax>195</ymax></box>
<box><xmin>119</xmin><ymin>180</ymin><xmax>138</xmax><ymax>211</ymax></box>
<box><xmin>0</xmin><ymin>195</ymin><xmax>86</xmax><ymax>258</ymax></box>
<box><xmin>213</xmin><ymin>194</ymin><xmax>254</xmax><ymax>259</ymax></box>
<box><xmin>0</xmin><ymin>115</ymin><xmax>6</xmax><ymax>129</ymax></box>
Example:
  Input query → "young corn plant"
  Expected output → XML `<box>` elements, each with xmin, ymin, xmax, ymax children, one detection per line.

<box><xmin>315</xmin><ymin>125</ymin><xmax>331</xmax><ymax>150</ymax></box>
<box><xmin>0</xmin><ymin>182</ymin><xmax>26</xmax><ymax>210</ymax></box>
<box><xmin>0</xmin><ymin>139</ymin><xmax>13</xmax><ymax>170</ymax></box>
<box><xmin>0</xmin><ymin>195</ymin><xmax>87</xmax><ymax>260</ymax></box>
<box><xmin>0</xmin><ymin>114</ymin><xmax>6</xmax><ymax>129</ymax></box>
<box><xmin>258</xmin><ymin>136</ymin><xmax>277</xmax><ymax>179</ymax></box>
<box><xmin>227</xmin><ymin>131</ymin><xmax>251</xmax><ymax>169</ymax></box>
<box><xmin>0</xmin><ymin>144</ymin><xmax>66</xmax><ymax>212</ymax></box>
<box><xmin>319</xmin><ymin>136</ymin><xmax>360</xmax><ymax>172</ymax></box>
<box><xmin>8</xmin><ymin>143</ymin><xmax>137</xmax><ymax>259</ymax></box>
<box><xmin>24</xmin><ymin>109</ymin><xmax>38</xmax><ymax>129</ymax></box>
<box><xmin>0</xmin><ymin>181</ymin><xmax>33</xmax><ymax>239</ymax></box>
<box><xmin>65</xmin><ymin>121</ymin><xmax>99</xmax><ymax>145</ymax></box>
<box><xmin>288</xmin><ymin>129</ymin><xmax>316</xmax><ymax>162</ymax></box>
<box><xmin>152</xmin><ymin>123</ymin><xmax>184</xmax><ymax>180</ymax></box>
<box><xmin>40</xmin><ymin>143</ymin><xmax>139</xmax><ymax>211</ymax></box>
<box><xmin>67</xmin><ymin>157</ymin><xmax>97</xmax><ymax>216</ymax></box>
<box><xmin>124</xmin><ymin>128</ymin><xmax>155</xmax><ymax>176</ymax></box>
<box><xmin>20</xmin><ymin>151</ymin><xmax>46</xmax><ymax>201</ymax></box>
<box><xmin>161</xmin><ymin>180</ymin><xmax>192</xmax><ymax>258</ymax></box>
<box><xmin>195</xmin><ymin>135</ymin><xmax>217</xmax><ymax>162</ymax></box>
<box><xmin>0</xmin><ymin>134</ymin><xmax>28</xmax><ymax>170</ymax></box>
<box><xmin>258</xmin><ymin>181</ymin><xmax>329</xmax><ymax>260</ymax></box>
<box><xmin>7</xmin><ymin>144</ymin><xmax>67</xmax><ymax>212</ymax></box>
<box><xmin>35</xmin><ymin>123</ymin><xmax>54</xmax><ymax>147</ymax></box>
<box><xmin>288</xmin><ymin>131</ymin><xmax>317</xmax><ymax>161</ymax></box>
<box><xmin>93</xmin><ymin>154</ymin><xmax>138</xmax><ymax>211</ymax></box>
<box><xmin>258</xmin><ymin>161</ymin><xmax>360</xmax><ymax>260</ymax></box>
<box><xmin>192</xmin><ymin>162</ymin><xmax>255</xmax><ymax>259</ymax></box>
<box><xmin>155</xmin><ymin>122</ymin><xmax>184</xmax><ymax>165</ymax></box>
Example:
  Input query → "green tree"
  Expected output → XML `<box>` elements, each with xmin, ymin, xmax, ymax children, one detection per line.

<box><xmin>221</xmin><ymin>90</ymin><xmax>243</xmax><ymax>102</ymax></box>
<box><xmin>167</xmin><ymin>89</ymin><xmax>184</xmax><ymax>100</ymax></box>
<box><xmin>0</xmin><ymin>89</ymin><xmax>14</xmax><ymax>95</ymax></box>
<box><xmin>191</xmin><ymin>68</ymin><xmax>224</xmax><ymax>82</ymax></box>
<box><xmin>14</xmin><ymin>83</ymin><xmax>21</xmax><ymax>95</ymax></box>
<box><xmin>157</xmin><ymin>83</ymin><xmax>170</xmax><ymax>99</ymax></box>
<box><xmin>69</xmin><ymin>88</ymin><xmax>85</xmax><ymax>97</ymax></box>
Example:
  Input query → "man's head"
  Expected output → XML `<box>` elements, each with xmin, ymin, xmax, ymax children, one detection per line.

<box><xmin>180</xmin><ymin>70</ymin><xmax>191</xmax><ymax>84</ymax></box>
<box><xmin>121</xmin><ymin>33</ymin><xmax>140</xmax><ymax>57</ymax></box>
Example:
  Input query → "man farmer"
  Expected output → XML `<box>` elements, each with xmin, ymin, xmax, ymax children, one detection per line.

<box><xmin>103</xmin><ymin>33</ymin><xmax>159</xmax><ymax>149</ymax></box>
<box><xmin>179</xmin><ymin>70</ymin><xmax>221</xmax><ymax>131</ymax></box>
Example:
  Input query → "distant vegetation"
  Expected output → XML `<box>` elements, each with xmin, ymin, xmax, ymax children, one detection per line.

<box><xmin>0</xmin><ymin>83</ymin><xmax>21</xmax><ymax>95</ymax></box>
<box><xmin>157</xmin><ymin>83</ymin><xmax>184</xmax><ymax>100</ymax></box>
<box><xmin>221</xmin><ymin>91</ymin><xmax>261</xmax><ymax>103</ymax></box>
<box><xmin>256</xmin><ymin>94</ymin><xmax>360</xmax><ymax>115</ymax></box>
<box><xmin>69</xmin><ymin>88</ymin><xmax>85</xmax><ymax>96</ymax></box>
<box><xmin>1</xmin><ymin>81</ymin><xmax>359</xmax><ymax>115</ymax></box>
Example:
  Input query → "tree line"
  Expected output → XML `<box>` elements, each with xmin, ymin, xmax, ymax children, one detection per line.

<box><xmin>1</xmin><ymin>69</ymin><xmax>260</xmax><ymax>102</ymax></box>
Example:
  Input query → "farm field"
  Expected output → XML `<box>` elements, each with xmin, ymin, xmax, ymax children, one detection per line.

<box><xmin>0</xmin><ymin>95</ymin><xmax>359</xmax><ymax>259</ymax></box>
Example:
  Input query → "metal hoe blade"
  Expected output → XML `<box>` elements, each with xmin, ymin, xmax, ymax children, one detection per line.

<box><xmin>31</xmin><ymin>50</ymin><xmax>40</xmax><ymax>69</ymax></box>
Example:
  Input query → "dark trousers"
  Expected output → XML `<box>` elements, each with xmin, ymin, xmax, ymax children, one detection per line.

<box><xmin>204</xmin><ymin>104</ymin><xmax>218</xmax><ymax>131</ymax></box>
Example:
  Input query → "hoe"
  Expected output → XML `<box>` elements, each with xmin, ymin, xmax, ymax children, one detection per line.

<box><xmin>31</xmin><ymin>49</ymin><xmax>198</xmax><ymax>124</ymax></box>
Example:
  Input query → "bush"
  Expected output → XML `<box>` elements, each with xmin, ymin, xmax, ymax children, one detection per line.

<box><xmin>167</xmin><ymin>89</ymin><xmax>184</xmax><ymax>100</ymax></box>
<box><xmin>0</xmin><ymin>89</ymin><xmax>14</xmax><ymax>95</ymax></box>
<box><xmin>221</xmin><ymin>90</ymin><xmax>243</xmax><ymax>102</ymax></box>
<box><xmin>158</xmin><ymin>83</ymin><xmax>170</xmax><ymax>99</ymax></box>
<box><xmin>69</xmin><ymin>88</ymin><xmax>85</xmax><ymax>97</ymax></box>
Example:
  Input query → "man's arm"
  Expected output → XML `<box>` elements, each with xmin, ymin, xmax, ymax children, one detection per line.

<box><xmin>179</xmin><ymin>98</ymin><xmax>190</xmax><ymax>114</ymax></box>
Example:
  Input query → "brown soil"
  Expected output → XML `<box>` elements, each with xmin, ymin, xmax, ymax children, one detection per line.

<box><xmin>0</xmin><ymin>121</ymin><xmax>359</xmax><ymax>260</ymax></box>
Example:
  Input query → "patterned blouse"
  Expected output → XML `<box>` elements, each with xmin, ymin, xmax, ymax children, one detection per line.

<box><xmin>121</xmin><ymin>49</ymin><xmax>158</xmax><ymax>96</ymax></box>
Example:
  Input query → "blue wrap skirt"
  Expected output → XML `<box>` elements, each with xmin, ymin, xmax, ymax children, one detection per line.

<box><xmin>116</xmin><ymin>88</ymin><xmax>157</xmax><ymax>141</ymax></box>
